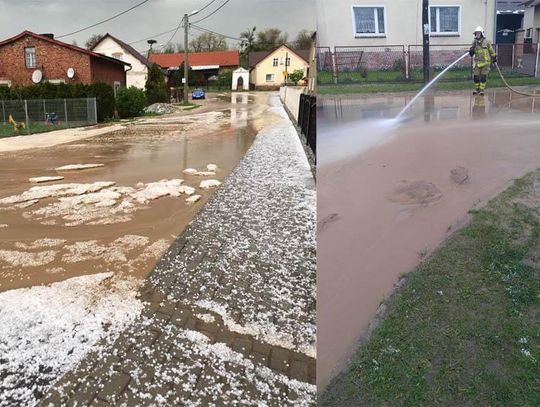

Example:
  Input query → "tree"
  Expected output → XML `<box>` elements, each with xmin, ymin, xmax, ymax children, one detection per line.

<box><xmin>189</xmin><ymin>32</ymin><xmax>228</xmax><ymax>52</ymax></box>
<box><xmin>240</xmin><ymin>27</ymin><xmax>256</xmax><ymax>54</ymax></box>
<box><xmin>254</xmin><ymin>28</ymin><xmax>288</xmax><ymax>51</ymax></box>
<box><xmin>293</xmin><ymin>30</ymin><xmax>313</xmax><ymax>51</ymax></box>
<box><xmin>145</xmin><ymin>63</ymin><xmax>167</xmax><ymax>104</ymax></box>
<box><xmin>161</xmin><ymin>44</ymin><xmax>176</xmax><ymax>54</ymax></box>
<box><xmin>85</xmin><ymin>34</ymin><xmax>104</xmax><ymax>49</ymax></box>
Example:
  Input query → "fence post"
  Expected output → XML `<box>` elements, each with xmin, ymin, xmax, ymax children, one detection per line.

<box><xmin>43</xmin><ymin>99</ymin><xmax>46</xmax><ymax>122</ymax></box>
<box><xmin>405</xmin><ymin>49</ymin><xmax>410</xmax><ymax>80</ymax></box>
<box><xmin>24</xmin><ymin>99</ymin><xmax>30</xmax><ymax>134</ymax></box>
<box><xmin>331</xmin><ymin>52</ymin><xmax>338</xmax><ymax>84</ymax></box>
<box><xmin>1</xmin><ymin>100</ymin><xmax>5</xmax><ymax>124</ymax></box>
<box><xmin>535</xmin><ymin>43</ymin><xmax>540</xmax><ymax>77</ymax></box>
<box><xmin>64</xmin><ymin>98</ymin><xmax>68</xmax><ymax>126</ymax></box>
<box><xmin>93</xmin><ymin>97</ymin><xmax>97</xmax><ymax>124</ymax></box>
<box><xmin>512</xmin><ymin>44</ymin><xmax>515</xmax><ymax>70</ymax></box>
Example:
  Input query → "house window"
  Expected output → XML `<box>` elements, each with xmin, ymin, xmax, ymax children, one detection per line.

<box><xmin>285</xmin><ymin>57</ymin><xmax>291</xmax><ymax>66</ymax></box>
<box><xmin>47</xmin><ymin>79</ymin><xmax>65</xmax><ymax>84</ymax></box>
<box><xmin>273</xmin><ymin>58</ymin><xmax>278</xmax><ymax>66</ymax></box>
<box><xmin>0</xmin><ymin>80</ymin><xmax>11</xmax><ymax>87</ymax></box>
<box><xmin>25</xmin><ymin>47</ymin><xmax>36</xmax><ymax>68</ymax></box>
<box><xmin>352</xmin><ymin>6</ymin><xmax>386</xmax><ymax>37</ymax></box>
<box><xmin>112</xmin><ymin>52</ymin><xmax>123</xmax><ymax>61</ymax></box>
<box><xmin>430</xmin><ymin>6</ymin><xmax>460</xmax><ymax>35</ymax></box>
<box><xmin>265</xmin><ymin>74</ymin><xmax>275</xmax><ymax>82</ymax></box>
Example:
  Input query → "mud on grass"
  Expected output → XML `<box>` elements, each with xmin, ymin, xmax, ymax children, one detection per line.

<box><xmin>321</xmin><ymin>169</ymin><xmax>540</xmax><ymax>406</ymax></box>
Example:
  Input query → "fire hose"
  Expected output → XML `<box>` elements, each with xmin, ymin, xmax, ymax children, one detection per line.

<box><xmin>494</xmin><ymin>62</ymin><xmax>540</xmax><ymax>98</ymax></box>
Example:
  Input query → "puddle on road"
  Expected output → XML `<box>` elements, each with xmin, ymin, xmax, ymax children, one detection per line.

<box><xmin>317</xmin><ymin>88</ymin><xmax>540</xmax><ymax>387</ymax></box>
<box><xmin>0</xmin><ymin>93</ymin><xmax>279</xmax><ymax>292</ymax></box>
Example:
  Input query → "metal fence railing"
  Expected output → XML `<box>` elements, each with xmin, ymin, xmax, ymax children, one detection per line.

<box><xmin>298</xmin><ymin>93</ymin><xmax>316</xmax><ymax>158</ymax></box>
<box><xmin>318</xmin><ymin>43</ymin><xmax>539</xmax><ymax>85</ymax></box>
<box><xmin>0</xmin><ymin>97</ymin><xmax>97</xmax><ymax>135</ymax></box>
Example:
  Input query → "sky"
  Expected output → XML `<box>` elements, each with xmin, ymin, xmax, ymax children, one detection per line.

<box><xmin>0</xmin><ymin>0</ymin><xmax>316</xmax><ymax>53</ymax></box>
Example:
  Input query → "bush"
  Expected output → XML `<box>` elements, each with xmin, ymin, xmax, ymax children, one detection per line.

<box><xmin>288</xmin><ymin>69</ymin><xmax>304</xmax><ymax>84</ymax></box>
<box><xmin>88</xmin><ymin>82</ymin><xmax>116</xmax><ymax>122</ymax></box>
<box><xmin>116</xmin><ymin>86</ymin><xmax>146</xmax><ymax>118</ymax></box>
<box><xmin>145</xmin><ymin>63</ymin><xmax>167</xmax><ymax>104</ymax></box>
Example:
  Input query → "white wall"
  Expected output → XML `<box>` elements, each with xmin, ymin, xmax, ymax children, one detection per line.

<box><xmin>93</xmin><ymin>37</ymin><xmax>148</xmax><ymax>89</ymax></box>
<box><xmin>279</xmin><ymin>86</ymin><xmax>306</xmax><ymax>121</ymax></box>
<box><xmin>317</xmin><ymin>0</ymin><xmax>496</xmax><ymax>48</ymax></box>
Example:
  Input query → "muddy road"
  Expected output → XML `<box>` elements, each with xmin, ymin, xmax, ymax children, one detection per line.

<box><xmin>318</xmin><ymin>88</ymin><xmax>540</xmax><ymax>387</ymax></box>
<box><xmin>0</xmin><ymin>93</ymin><xmax>278</xmax><ymax>292</ymax></box>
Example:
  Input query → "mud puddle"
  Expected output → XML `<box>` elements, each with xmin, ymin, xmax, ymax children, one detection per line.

<box><xmin>318</xmin><ymin>89</ymin><xmax>540</xmax><ymax>387</ymax></box>
<box><xmin>0</xmin><ymin>93</ymin><xmax>278</xmax><ymax>292</ymax></box>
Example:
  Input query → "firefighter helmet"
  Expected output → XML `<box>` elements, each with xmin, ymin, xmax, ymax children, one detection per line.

<box><xmin>473</xmin><ymin>26</ymin><xmax>485</xmax><ymax>36</ymax></box>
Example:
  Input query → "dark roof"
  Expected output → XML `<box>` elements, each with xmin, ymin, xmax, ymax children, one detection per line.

<box><xmin>0</xmin><ymin>31</ymin><xmax>130</xmax><ymax>66</ymax></box>
<box><xmin>91</xmin><ymin>33</ymin><xmax>151</xmax><ymax>67</ymax></box>
<box><xmin>248</xmin><ymin>45</ymin><xmax>310</xmax><ymax>68</ymax></box>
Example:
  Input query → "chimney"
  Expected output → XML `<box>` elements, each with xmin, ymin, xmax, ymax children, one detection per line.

<box><xmin>40</xmin><ymin>33</ymin><xmax>54</xmax><ymax>39</ymax></box>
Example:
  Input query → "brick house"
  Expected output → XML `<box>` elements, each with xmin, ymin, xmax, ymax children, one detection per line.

<box><xmin>0</xmin><ymin>31</ymin><xmax>129</xmax><ymax>90</ymax></box>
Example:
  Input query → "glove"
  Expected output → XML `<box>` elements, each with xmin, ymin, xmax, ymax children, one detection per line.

<box><xmin>469</xmin><ymin>47</ymin><xmax>475</xmax><ymax>57</ymax></box>
<box><xmin>491</xmin><ymin>56</ymin><xmax>497</xmax><ymax>64</ymax></box>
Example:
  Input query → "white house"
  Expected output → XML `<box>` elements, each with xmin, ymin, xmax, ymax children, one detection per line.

<box><xmin>316</xmin><ymin>0</ymin><xmax>497</xmax><ymax>47</ymax></box>
<box><xmin>91</xmin><ymin>33</ymin><xmax>150</xmax><ymax>89</ymax></box>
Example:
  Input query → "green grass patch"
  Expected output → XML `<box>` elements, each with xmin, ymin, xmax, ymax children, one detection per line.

<box><xmin>322</xmin><ymin>169</ymin><xmax>540</xmax><ymax>406</ymax></box>
<box><xmin>181</xmin><ymin>104</ymin><xmax>201</xmax><ymax>111</ymax></box>
<box><xmin>318</xmin><ymin>73</ymin><xmax>540</xmax><ymax>95</ymax></box>
<box><xmin>0</xmin><ymin>123</ymin><xmax>70</xmax><ymax>138</ymax></box>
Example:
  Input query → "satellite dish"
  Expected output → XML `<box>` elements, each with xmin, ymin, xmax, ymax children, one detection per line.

<box><xmin>32</xmin><ymin>70</ymin><xmax>42</xmax><ymax>84</ymax></box>
<box><xmin>67</xmin><ymin>67</ymin><xmax>75</xmax><ymax>79</ymax></box>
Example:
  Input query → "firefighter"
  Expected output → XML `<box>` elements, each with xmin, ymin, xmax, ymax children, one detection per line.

<box><xmin>469</xmin><ymin>26</ymin><xmax>496</xmax><ymax>96</ymax></box>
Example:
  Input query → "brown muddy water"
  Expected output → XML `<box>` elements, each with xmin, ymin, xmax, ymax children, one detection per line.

<box><xmin>318</xmin><ymin>88</ymin><xmax>540</xmax><ymax>388</ymax></box>
<box><xmin>0</xmin><ymin>93</ymin><xmax>278</xmax><ymax>292</ymax></box>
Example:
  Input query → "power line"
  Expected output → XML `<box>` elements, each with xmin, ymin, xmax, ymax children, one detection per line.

<box><xmin>94</xmin><ymin>28</ymin><xmax>180</xmax><ymax>52</ymax></box>
<box><xmin>57</xmin><ymin>0</ymin><xmax>151</xmax><ymax>38</ymax></box>
<box><xmin>191</xmin><ymin>0</ymin><xmax>232</xmax><ymax>24</ymax></box>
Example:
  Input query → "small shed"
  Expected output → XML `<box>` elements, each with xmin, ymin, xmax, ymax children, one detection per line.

<box><xmin>232</xmin><ymin>67</ymin><xmax>249</xmax><ymax>91</ymax></box>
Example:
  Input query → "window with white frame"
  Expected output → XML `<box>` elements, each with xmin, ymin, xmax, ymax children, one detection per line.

<box><xmin>285</xmin><ymin>57</ymin><xmax>291</xmax><ymax>66</ymax></box>
<box><xmin>25</xmin><ymin>47</ymin><xmax>36</xmax><ymax>68</ymax></box>
<box><xmin>430</xmin><ymin>6</ymin><xmax>460</xmax><ymax>35</ymax></box>
<box><xmin>273</xmin><ymin>58</ymin><xmax>278</xmax><ymax>66</ymax></box>
<box><xmin>265</xmin><ymin>74</ymin><xmax>275</xmax><ymax>82</ymax></box>
<box><xmin>352</xmin><ymin>6</ymin><xmax>386</xmax><ymax>37</ymax></box>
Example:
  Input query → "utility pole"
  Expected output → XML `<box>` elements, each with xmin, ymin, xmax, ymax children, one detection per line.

<box><xmin>422</xmin><ymin>0</ymin><xmax>430</xmax><ymax>84</ymax></box>
<box><xmin>183</xmin><ymin>14</ymin><xmax>189</xmax><ymax>104</ymax></box>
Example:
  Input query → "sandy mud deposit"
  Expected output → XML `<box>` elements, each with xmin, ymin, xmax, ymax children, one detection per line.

<box><xmin>318</xmin><ymin>89</ymin><xmax>540</xmax><ymax>387</ymax></box>
<box><xmin>0</xmin><ymin>93</ymin><xmax>278</xmax><ymax>292</ymax></box>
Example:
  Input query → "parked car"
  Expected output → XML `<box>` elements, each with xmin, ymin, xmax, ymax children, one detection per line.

<box><xmin>192</xmin><ymin>88</ymin><xmax>205</xmax><ymax>100</ymax></box>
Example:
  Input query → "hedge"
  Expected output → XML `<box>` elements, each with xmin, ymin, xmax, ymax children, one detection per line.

<box><xmin>0</xmin><ymin>82</ymin><xmax>116</xmax><ymax>122</ymax></box>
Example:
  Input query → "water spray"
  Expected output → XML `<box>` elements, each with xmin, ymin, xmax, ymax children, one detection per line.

<box><xmin>395</xmin><ymin>52</ymin><xmax>469</xmax><ymax>120</ymax></box>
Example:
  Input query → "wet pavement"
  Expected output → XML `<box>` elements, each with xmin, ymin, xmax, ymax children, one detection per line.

<box><xmin>318</xmin><ymin>88</ymin><xmax>540</xmax><ymax>387</ymax></box>
<box><xmin>20</xmin><ymin>95</ymin><xmax>316</xmax><ymax>406</ymax></box>
<box><xmin>0</xmin><ymin>93</ymin><xmax>273</xmax><ymax>292</ymax></box>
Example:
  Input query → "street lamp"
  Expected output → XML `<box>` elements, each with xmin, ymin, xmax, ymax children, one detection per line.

<box><xmin>183</xmin><ymin>9</ymin><xmax>199</xmax><ymax>104</ymax></box>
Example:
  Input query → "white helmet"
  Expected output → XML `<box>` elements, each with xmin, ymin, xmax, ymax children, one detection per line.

<box><xmin>473</xmin><ymin>26</ymin><xmax>485</xmax><ymax>36</ymax></box>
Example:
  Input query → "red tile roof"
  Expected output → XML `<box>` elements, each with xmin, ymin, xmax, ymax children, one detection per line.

<box><xmin>0</xmin><ymin>31</ymin><xmax>130</xmax><ymax>66</ymax></box>
<box><xmin>149</xmin><ymin>50</ymin><xmax>240</xmax><ymax>69</ymax></box>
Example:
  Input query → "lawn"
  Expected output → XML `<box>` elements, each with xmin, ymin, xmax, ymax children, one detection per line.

<box><xmin>321</xmin><ymin>169</ymin><xmax>540</xmax><ymax>406</ymax></box>
<box><xmin>0</xmin><ymin>123</ymin><xmax>70</xmax><ymax>138</ymax></box>
<box><xmin>319</xmin><ymin>75</ymin><xmax>540</xmax><ymax>95</ymax></box>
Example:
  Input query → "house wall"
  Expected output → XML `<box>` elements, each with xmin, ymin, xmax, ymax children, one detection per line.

<box><xmin>92</xmin><ymin>37</ymin><xmax>147</xmax><ymax>88</ymax></box>
<box><xmin>90</xmin><ymin>57</ymin><xmax>127</xmax><ymax>87</ymax></box>
<box><xmin>317</xmin><ymin>0</ymin><xmax>496</xmax><ymax>48</ymax></box>
<box><xmin>250</xmin><ymin>46</ymin><xmax>308</xmax><ymax>89</ymax></box>
<box><xmin>0</xmin><ymin>34</ymin><xmax>92</xmax><ymax>86</ymax></box>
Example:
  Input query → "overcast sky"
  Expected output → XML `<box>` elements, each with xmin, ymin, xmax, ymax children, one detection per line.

<box><xmin>0</xmin><ymin>0</ymin><xmax>315</xmax><ymax>52</ymax></box>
